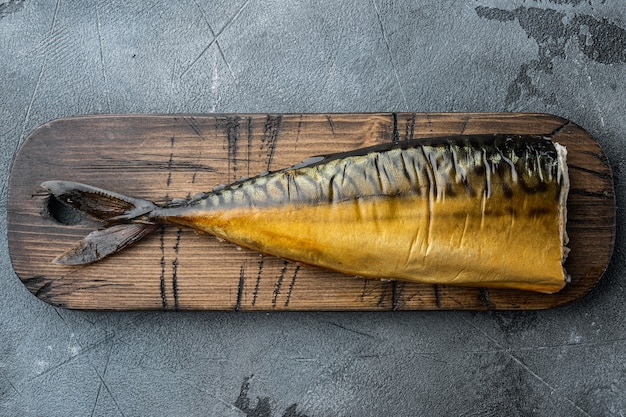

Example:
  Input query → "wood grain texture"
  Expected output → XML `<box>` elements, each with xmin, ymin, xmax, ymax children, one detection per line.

<box><xmin>7</xmin><ymin>113</ymin><xmax>615</xmax><ymax>310</ymax></box>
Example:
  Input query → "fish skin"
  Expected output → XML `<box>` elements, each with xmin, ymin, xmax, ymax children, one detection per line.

<box><xmin>44</xmin><ymin>134</ymin><xmax>569</xmax><ymax>293</ymax></box>
<box><xmin>163</xmin><ymin>134</ymin><xmax>564</xmax><ymax>210</ymax></box>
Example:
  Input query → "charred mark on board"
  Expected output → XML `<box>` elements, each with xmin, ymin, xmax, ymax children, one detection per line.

<box><xmin>434</xmin><ymin>284</ymin><xmax>442</xmax><ymax>308</ymax></box>
<box><xmin>171</xmin><ymin>228</ymin><xmax>182</xmax><ymax>311</ymax></box>
<box><xmin>272</xmin><ymin>260</ymin><xmax>289</xmax><ymax>307</ymax></box>
<box><xmin>326</xmin><ymin>115</ymin><xmax>336</xmax><ymax>134</ymax></box>
<box><xmin>23</xmin><ymin>276</ymin><xmax>53</xmax><ymax>298</ymax></box>
<box><xmin>567</xmin><ymin>164</ymin><xmax>613</xmax><ymax>180</ymax></box>
<box><xmin>185</xmin><ymin>116</ymin><xmax>203</xmax><ymax>137</ymax></box>
<box><xmin>159</xmin><ymin>225</ymin><xmax>168</xmax><ymax>310</ymax></box>
<box><xmin>252</xmin><ymin>255</ymin><xmax>264</xmax><ymax>306</ymax></box>
<box><xmin>392</xmin><ymin>280</ymin><xmax>404</xmax><ymax>311</ymax></box>
<box><xmin>479</xmin><ymin>288</ymin><xmax>496</xmax><ymax>310</ymax></box>
<box><xmin>405</xmin><ymin>112</ymin><xmax>416</xmax><ymax>141</ymax></box>
<box><xmin>285</xmin><ymin>265</ymin><xmax>300</xmax><ymax>307</ymax></box>
<box><xmin>236</xmin><ymin>264</ymin><xmax>245</xmax><ymax>311</ymax></box>
<box><xmin>392</xmin><ymin>112</ymin><xmax>400</xmax><ymax>144</ymax></box>
<box><xmin>261</xmin><ymin>115</ymin><xmax>283</xmax><ymax>171</ymax></box>
<box><xmin>225</xmin><ymin>116</ymin><xmax>241</xmax><ymax>182</ymax></box>
<box><xmin>246</xmin><ymin>116</ymin><xmax>253</xmax><ymax>177</ymax></box>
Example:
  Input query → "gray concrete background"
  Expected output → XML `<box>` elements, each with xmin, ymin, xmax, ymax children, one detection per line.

<box><xmin>1</xmin><ymin>1</ymin><xmax>625</xmax><ymax>416</ymax></box>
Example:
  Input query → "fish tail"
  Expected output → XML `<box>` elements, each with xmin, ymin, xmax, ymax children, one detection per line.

<box><xmin>42</xmin><ymin>181</ymin><xmax>161</xmax><ymax>265</ymax></box>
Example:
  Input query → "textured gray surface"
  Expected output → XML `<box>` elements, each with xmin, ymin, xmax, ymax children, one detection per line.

<box><xmin>1</xmin><ymin>1</ymin><xmax>625</xmax><ymax>416</ymax></box>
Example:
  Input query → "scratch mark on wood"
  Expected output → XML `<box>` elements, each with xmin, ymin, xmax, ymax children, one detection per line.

<box><xmin>460</xmin><ymin>115</ymin><xmax>470</xmax><ymax>135</ymax></box>
<box><xmin>377</xmin><ymin>283</ymin><xmax>389</xmax><ymax>307</ymax></box>
<box><xmin>405</xmin><ymin>112</ymin><xmax>416</xmax><ymax>141</ymax></box>
<box><xmin>159</xmin><ymin>225</ymin><xmax>168</xmax><ymax>310</ymax></box>
<box><xmin>23</xmin><ymin>276</ymin><xmax>53</xmax><ymax>298</ymax></box>
<box><xmin>392</xmin><ymin>112</ymin><xmax>399</xmax><ymax>144</ymax></box>
<box><xmin>261</xmin><ymin>114</ymin><xmax>283</xmax><ymax>170</ymax></box>
<box><xmin>156</xmin><ymin>133</ymin><xmax>175</xmax><ymax>308</ymax></box>
<box><xmin>246</xmin><ymin>116</ymin><xmax>252</xmax><ymax>177</ymax></box>
<box><xmin>252</xmin><ymin>255</ymin><xmax>264</xmax><ymax>306</ymax></box>
<box><xmin>567</xmin><ymin>164</ymin><xmax>612</xmax><ymax>180</ymax></box>
<box><xmin>480</xmin><ymin>288</ymin><xmax>495</xmax><ymax>310</ymax></box>
<box><xmin>547</xmin><ymin>121</ymin><xmax>571</xmax><ymax>138</ymax></box>
<box><xmin>172</xmin><ymin>228</ymin><xmax>182</xmax><ymax>311</ymax></box>
<box><xmin>166</xmin><ymin>157</ymin><xmax>173</xmax><ymax>186</ymax></box>
<box><xmin>391</xmin><ymin>280</ymin><xmax>404</xmax><ymax>311</ymax></box>
<box><xmin>360</xmin><ymin>279</ymin><xmax>369</xmax><ymax>302</ymax></box>
<box><xmin>35</xmin><ymin>280</ymin><xmax>54</xmax><ymax>299</ymax></box>
<box><xmin>39</xmin><ymin>282</ymin><xmax>130</xmax><ymax>301</ymax></box>
<box><xmin>326</xmin><ymin>115</ymin><xmax>335</xmax><ymax>134</ymax></box>
<box><xmin>284</xmin><ymin>265</ymin><xmax>300</xmax><ymax>307</ymax></box>
<box><xmin>294</xmin><ymin>114</ymin><xmax>304</xmax><ymax>149</ymax></box>
<box><xmin>225</xmin><ymin>116</ymin><xmax>240</xmax><ymax>181</ymax></box>
<box><xmin>82</xmin><ymin>157</ymin><xmax>216</xmax><ymax>173</ymax></box>
<box><xmin>434</xmin><ymin>284</ymin><xmax>442</xmax><ymax>308</ymax></box>
<box><xmin>272</xmin><ymin>261</ymin><xmax>288</xmax><ymax>307</ymax></box>
<box><xmin>236</xmin><ymin>264</ymin><xmax>245</xmax><ymax>311</ymax></box>
<box><xmin>166</xmin><ymin>136</ymin><xmax>175</xmax><ymax>187</ymax></box>
<box><xmin>569</xmin><ymin>188</ymin><xmax>612</xmax><ymax>199</ymax></box>
<box><xmin>579</xmin><ymin>149</ymin><xmax>611</xmax><ymax>166</ymax></box>
<box><xmin>185</xmin><ymin>116</ymin><xmax>203</xmax><ymax>138</ymax></box>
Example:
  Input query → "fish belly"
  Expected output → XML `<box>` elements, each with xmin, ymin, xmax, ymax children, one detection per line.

<box><xmin>176</xmin><ymin>189</ymin><xmax>566</xmax><ymax>293</ymax></box>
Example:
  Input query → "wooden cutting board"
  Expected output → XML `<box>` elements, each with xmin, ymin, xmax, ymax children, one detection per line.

<box><xmin>7</xmin><ymin>113</ymin><xmax>615</xmax><ymax>311</ymax></box>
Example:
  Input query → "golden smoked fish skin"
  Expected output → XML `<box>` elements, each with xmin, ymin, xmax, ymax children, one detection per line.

<box><xmin>43</xmin><ymin>134</ymin><xmax>570</xmax><ymax>293</ymax></box>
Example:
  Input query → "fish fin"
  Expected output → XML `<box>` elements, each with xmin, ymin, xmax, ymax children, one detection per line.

<box><xmin>53</xmin><ymin>223</ymin><xmax>160</xmax><ymax>265</ymax></box>
<box><xmin>42</xmin><ymin>181</ymin><xmax>161</xmax><ymax>264</ymax></box>
<box><xmin>42</xmin><ymin>181</ymin><xmax>157</xmax><ymax>223</ymax></box>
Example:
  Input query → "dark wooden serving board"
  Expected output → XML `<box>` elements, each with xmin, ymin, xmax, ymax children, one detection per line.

<box><xmin>7</xmin><ymin>113</ymin><xmax>615</xmax><ymax>310</ymax></box>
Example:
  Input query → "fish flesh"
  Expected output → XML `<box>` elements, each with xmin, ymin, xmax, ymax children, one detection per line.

<box><xmin>42</xmin><ymin>134</ymin><xmax>570</xmax><ymax>293</ymax></box>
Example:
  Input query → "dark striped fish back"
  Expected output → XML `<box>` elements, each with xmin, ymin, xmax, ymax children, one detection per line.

<box><xmin>190</xmin><ymin>135</ymin><xmax>565</xmax><ymax>210</ymax></box>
